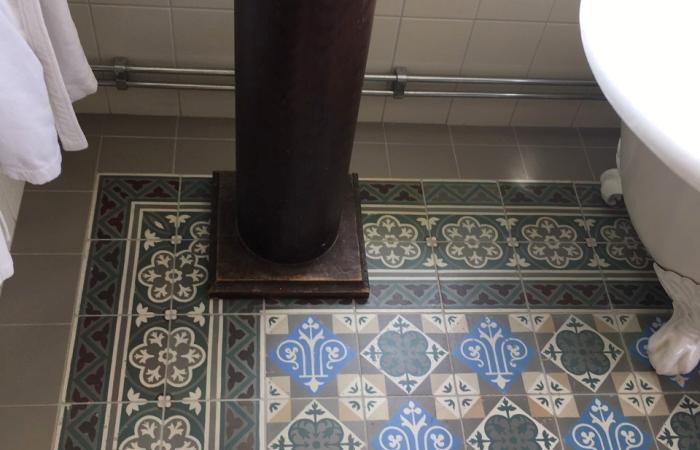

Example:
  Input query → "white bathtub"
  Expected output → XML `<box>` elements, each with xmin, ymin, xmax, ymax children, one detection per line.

<box><xmin>581</xmin><ymin>0</ymin><xmax>700</xmax><ymax>375</ymax></box>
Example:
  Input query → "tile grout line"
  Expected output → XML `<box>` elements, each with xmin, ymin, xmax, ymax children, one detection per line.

<box><xmin>446</xmin><ymin>125</ymin><xmax>462</xmax><ymax>179</ymax></box>
<box><xmin>381</xmin><ymin>122</ymin><xmax>393</xmax><ymax>177</ymax></box>
<box><xmin>511</xmin><ymin>127</ymin><xmax>531</xmax><ymax>179</ymax></box>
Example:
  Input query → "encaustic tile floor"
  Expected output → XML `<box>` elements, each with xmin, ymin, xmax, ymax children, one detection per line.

<box><xmin>54</xmin><ymin>175</ymin><xmax>697</xmax><ymax>450</ymax></box>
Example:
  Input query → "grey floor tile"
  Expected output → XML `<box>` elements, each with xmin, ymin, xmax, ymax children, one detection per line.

<box><xmin>178</xmin><ymin>117</ymin><xmax>236</xmax><ymax>139</ymax></box>
<box><xmin>384</xmin><ymin>123</ymin><xmax>451</xmax><ymax>145</ymax></box>
<box><xmin>454</xmin><ymin>145</ymin><xmax>527</xmax><ymax>179</ymax></box>
<box><xmin>388</xmin><ymin>144</ymin><xmax>459</xmax><ymax>178</ymax></box>
<box><xmin>101</xmin><ymin>114</ymin><xmax>176</xmax><ymax>137</ymax></box>
<box><xmin>28</xmin><ymin>136</ymin><xmax>99</xmax><ymax>191</ymax></box>
<box><xmin>0</xmin><ymin>255</ymin><xmax>82</xmax><ymax>324</ymax></box>
<box><xmin>449</xmin><ymin>126</ymin><xmax>516</xmax><ymax>146</ymax></box>
<box><xmin>586</xmin><ymin>147</ymin><xmax>617</xmax><ymax>179</ymax></box>
<box><xmin>520</xmin><ymin>146</ymin><xmax>594</xmax><ymax>181</ymax></box>
<box><xmin>350</xmin><ymin>143</ymin><xmax>390</xmax><ymax>177</ymax></box>
<box><xmin>515</xmin><ymin>126</ymin><xmax>582</xmax><ymax>146</ymax></box>
<box><xmin>76</xmin><ymin>114</ymin><xmax>104</xmax><ymax>136</ymax></box>
<box><xmin>578</xmin><ymin>127</ymin><xmax>620</xmax><ymax>147</ymax></box>
<box><xmin>0</xmin><ymin>324</ymin><xmax>69</xmax><ymax>405</ymax></box>
<box><xmin>174</xmin><ymin>139</ymin><xmax>235</xmax><ymax>174</ymax></box>
<box><xmin>99</xmin><ymin>137</ymin><xmax>175</xmax><ymax>173</ymax></box>
<box><xmin>0</xmin><ymin>405</ymin><xmax>59</xmax><ymax>449</ymax></box>
<box><xmin>11</xmin><ymin>191</ymin><xmax>91</xmax><ymax>253</ymax></box>
<box><xmin>354</xmin><ymin>122</ymin><xmax>385</xmax><ymax>143</ymax></box>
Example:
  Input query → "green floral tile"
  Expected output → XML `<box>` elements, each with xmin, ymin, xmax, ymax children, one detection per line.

<box><xmin>514</xmin><ymin>241</ymin><xmax>602</xmax><ymax>273</ymax></box>
<box><xmin>358</xmin><ymin>313</ymin><xmax>452</xmax><ymax>397</ymax></box>
<box><xmin>595</xmin><ymin>240</ymin><xmax>655</xmax><ymax>273</ymax></box>
<box><xmin>558</xmin><ymin>395</ymin><xmax>654</xmax><ymax>450</ymax></box>
<box><xmin>362</xmin><ymin>211</ymin><xmax>431</xmax><ymax>242</ymax></box>
<box><xmin>500</xmin><ymin>182</ymin><xmax>578</xmax><ymax>208</ymax></box>
<box><xmin>435</xmin><ymin>241</ymin><xmax>519</xmax><ymax>272</ymax></box>
<box><xmin>115</xmin><ymin>403</ymin><xmax>166</xmax><ymax>450</ymax></box>
<box><xmin>446</xmin><ymin>312</ymin><xmax>542</xmax><ymax>396</ymax></box>
<box><xmin>161</xmin><ymin>316</ymin><xmax>210</xmax><ymax>402</ymax></box>
<box><xmin>78</xmin><ymin>240</ymin><xmax>127</xmax><ymax>316</ymax></box>
<box><xmin>123</xmin><ymin>315</ymin><xmax>171</xmax><ymax>402</ymax></box>
<box><xmin>365</xmin><ymin>397</ymin><xmax>465</xmax><ymax>449</ymax></box>
<box><xmin>179</xmin><ymin>176</ymin><xmax>213</xmax><ymax>203</ymax></box>
<box><xmin>508</xmin><ymin>213</ymin><xmax>591</xmax><ymax>243</ymax></box>
<box><xmin>440</xmin><ymin>278</ymin><xmax>526</xmax><ymax>309</ymax></box>
<box><xmin>523</xmin><ymin>280</ymin><xmax>610</xmax><ymax>309</ymax></box>
<box><xmin>423</xmin><ymin>181</ymin><xmax>502</xmax><ymax>207</ymax></box>
<box><xmin>359</xmin><ymin>180</ymin><xmax>424</xmax><ymax>206</ymax></box>
<box><xmin>365</xmin><ymin>240</ymin><xmax>438</xmax><ymax>272</ymax></box>
<box><xmin>604</xmin><ymin>278</ymin><xmax>672</xmax><ymax>309</ymax></box>
<box><xmin>429</xmin><ymin>213</ymin><xmax>511</xmax><ymax>242</ymax></box>
<box><xmin>221</xmin><ymin>400</ymin><xmax>259</xmax><ymax>450</ymax></box>
<box><xmin>585</xmin><ymin>213</ymin><xmax>639</xmax><ymax>243</ymax></box>
<box><xmin>358</xmin><ymin>278</ymin><xmax>442</xmax><ymax>309</ymax></box>
<box><xmin>651</xmin><ymin>394</ymin><xmax>700</xmax><ymax>450</ymax></box>
<box><xmin>536</xmin><ymin>313</ymin><xmax>631</xmax><ymax>395</ymax></box>
<box><xmin>56</xmin><ymin>403</ymin><xmax>107</xmax><ymax>450</ymax></box>
<box><xmin>222</xmin><ymin>315</ymin><xmax>260</xmax><ymax>399</ymax></box>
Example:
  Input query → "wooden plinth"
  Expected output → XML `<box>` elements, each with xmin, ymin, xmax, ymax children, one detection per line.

<box><xmin>208</xmin><ymin>171</ymin><xmax>369</xmax><ymax>300</ymax></box>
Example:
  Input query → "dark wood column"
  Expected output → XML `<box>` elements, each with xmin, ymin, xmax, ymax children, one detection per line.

<box><xmin>209</xmin><ymin>0</ymin><xmax>375</xmax><ymax>299</ymax></box>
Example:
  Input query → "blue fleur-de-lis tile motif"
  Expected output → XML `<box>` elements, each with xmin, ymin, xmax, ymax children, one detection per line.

<box><xmin>631</xmin><ymin>317</ymin><xmax>700</xmax><ymax>388</ymax></box>
<box><xmin>268</xmin><ymin>316</ymin><xmax>354</xmax><ymax>394</ymax></box>
<box><xmin>565</xmin><ymin>398</ymin><xmax>651</xmax><ymax>450</ymax></box>
<box><xmin>452</xmin><ymin>316</ymin><xmax>531</xmax><ymax>392</ymax></box>
<box><xmin>370</xmin><ymin>400</ymin><xmax>458</xmax><ymax>450</ymax></box>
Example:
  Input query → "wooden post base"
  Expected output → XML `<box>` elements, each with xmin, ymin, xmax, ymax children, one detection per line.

<box><xmin>208</xmin><ymin>171</ymin><xmax>369</xmax><ymax>300</ymax></box>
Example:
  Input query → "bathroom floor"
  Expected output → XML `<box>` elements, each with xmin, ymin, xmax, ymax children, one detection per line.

<box><xmin>2</xmin><ymin>116</ymin><xmax>692</xmax><ymax>450</ymax></box>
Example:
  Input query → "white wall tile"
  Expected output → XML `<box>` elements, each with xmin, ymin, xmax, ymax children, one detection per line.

<box><xmin>68</xmin><ymin>4</ymin><xmax>99</xmax><ymax>63</ymax></box>
<box><xmin>73</xmin><ymin>87</ymin><xmax>110</xmax><ymax>114</ymax></box>
<box><xmin>367</xmin><ymin>17</ymin><xmax>400</xmax><ymax>73</ymax></box>
<box><xmin>462</xmin><ymin>21</ymin><xmax>545</xmax><ymax>77</ymax></box>
<box><xmin>549</xmin><ymin>0</ymin><xmax>581</xmax><ymax>23</ymax></box>
<box><xmin>448</xmin><ymin>98</ymin><xmax>517</xmax><ymax>126</ymax></box>
<box><xmin>172</xmin><ymin>8</ymin><xmax>235</xmax><ymax>68</ymax></box>
<box><xmin>106</xmin><ymin>87</ymin><xmax>180</xmax><ymax>116</ymax></box>
<box><xmin>394</xmin><ymin>18</ymin><xmax>473</xmax><ymax>74</ymax></box>
<box><xmin>529</xmin><ymin>23</ymin><xmax>592</xmax><ymax>79</ymax></box>
<box><xmin>179</xmin><ymin>91</ymin><xmax>235</xmax><ymax>118</ymax></box>
<box><xmin>574</xmin><ymin>101</ymin><xmax>620</xmax><ymax>128</ymax></box>
<box><xmin>91</xmin><ymin>5</ymin><xmax>174</xmax><ymax>66</ymax></box>
<box><xmin>383</xmin><ymin>97</ymin><xmax>452</xmax><ymax>123</ymax></box>
<box><xmin>510</xmin><ymin>99</ymin><xmax>580</xmax><ymax>127</ymax></box>
<box><xmin>403</xmin><ymin>0</ymin><xmax>479</xmax><ymax>19</ymax></box>
<box><xmin>477</xmin><ymin>0</ymin><xmax>554</xmax><ymax>21</ymax></box>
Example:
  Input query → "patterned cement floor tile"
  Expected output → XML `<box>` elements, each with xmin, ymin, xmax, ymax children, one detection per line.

<box><xmin>522</xmin><ymin>279</ymin><xmax>611</xmax><ymax>309</ymax></box>
<box><xmin>439</xmin><ymin>277</ymin><xmax>526</xmax><ymax>309</ymax></box>
<box><xmin>424</xmin><ymin>180</ymin><xmax>502</xmax><ymax>208</ymax></box>
<box><xmin>179</xmin><ymin>176</ymin><xmax>212</xmax><ymax>203</ymax></box>
<box><xmin>604</xmin><ymin>278</ymin><xmax>673</xmax><ymax>309</ymax></box>
<box><xmin>56</xmin><ymin>403</ymin><xmax>108</xmax><ymax>450</ymax></box>
<box><xmin>652</xmin><ymin>394</ymin><xmax>700</xmax><ymax>450</ymax></box>
<box><xmin>362</xmin><ymin>210</ymin><xmax>431</xmax><ymax>242</ymax></box>
<box><xmin>428</xmin><ymin>212</ymin><xmax>511</xmax><ymax>243</ymax></box>
<box><xmin>435</xmin><ymin>241</ymin><xmax>519</xmax><ymax>273</ymax></box>
<box><xmin>365</xmin><ymin>240</ymin><xmax>438</xmax><ymax>272</ymax></box>
<box><xmin>359</xmin><ymin>180</ymin><xmax>424</xmax><ymax>206</ymax></box>
<box><xmin>575</xmin><ymin>182</ymin><xmax>625</xmax><ymax>210</ymax></box>
<box><xmin>558</xmin><ymin>395</ymin><xmax>655</xmax><ymax>450</ymax></box>
<box><xmin>500</xmin><ymin>182</ymin><xmax>579</xmax><ymax>208</ymax></box>
<box><xmin>508</xmin><ymin>213</ymin><xmax>591</xmax><ymax>243</ymax></box>
<box><xmin>359</xmin><ymin>278</ymin><xmax>442</xmax><ymax>309</ymax></box>
<box><xmin>515</xmin><ymin>240</ymin><xmax>603</xmax><ymax>273</ymax></box>
<box><xmin>463</xmin><ymin>395</ymin><xmax>561</xmax><ymax>450</ymax></box>
<box><xmin>446</xmin><ymin>312</ymin><xmax>542</xmax><ymax>395</ymax></box>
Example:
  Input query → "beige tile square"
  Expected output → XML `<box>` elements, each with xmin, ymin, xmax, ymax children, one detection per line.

<box><xmin>102</xmin><ymin>114</ymin><xmax>177</xmax><ymax>137</ymax></box>
<box><xmin>383</xmin><ymin>97</ymin><xmax>452</xmax><ymax>123</ymax></box>
<box><xmin>448</xmin><ymin>98</ymin><xmax>517</xmax><ymax>126</ymax></box>
<box><xmin>68</xmin><ymin>4</ymin><xmax>99</xmax><ymax>63</ymax></box>
<box><xmin>358</xmin><ymin>97</ymin><xmax>386</xmax><ymax>122</ymax></box>
<box><xmin>511</xmin><ymin>99</ymin><xmax>581</xmax><ymax>127</ymax></box>
<box><xmin>99</xmin><ymin>137</ymin><xmax>175</xmax><ymax>173</ymax></box>
<box><xmin>0</xmin><ymin>406</ymin><xmax>59</xmax><ymax>450</ymax></box>
<box><xmin>462</xmin><ymin>21</ymin><xmax>545</xmax><ymax>77</ymax></box>
<box><xmin>0</xmin><ymin>255</ymin><xmax>82</xmax><ymax>324</ymax></box>
<box><xmin>73</xmin><ymin>87</ymin><xmax>110</xmax><ymax>115</ymax></box>
<box><xmin>453</xmin><ymin>145</ymin><xmax>526</xmax><ymax>179</ymax></box>
<box><xmin>11</xmin><ymin>192</ymin><xmax>92</xmax><ymax>253</ymax></box>
<box><xmin>92</xmin><ymin>5</ymin><xmax>174</xmax><ymax>65</ymax></box>
<box><xmin>367</xmin><ymin>17</ymin><xmax>400</xmax><ymax>73</ymax></box>
<box><xmin>388</xmin><ymin>144</ymin><xmax>458</xmax><ymax>178</ymax></box>
<box><xmin>529</xmin><ymin>23</ymin><xmax>592</xmax><ymax>79</ymax></box>
<box><xmin>549</xmin><ymin>0</ymin><xmax>581</xmax><ymax>23</ymax></box>
<box><xmin>384</xmin><ymin>123</ymin><xmax>451</xmax><ymax>144</ymax></box>
<box><xmin>179</xmin><ymin>91</ymin><xmax>235</xmax><ymax>118</ymax></box>
<box><xmin>172</xmin><ymin>9</ymin><xmax>235</xmax><ymax>68</ymax></box>
<box><xmin>375</xmin><ymin>0</ymin><xmax>404</xmax><ymax>16</ymax></box>
<box><xmin>519</xmin><ymin>146</ymin><xmax>593</xmax><ymax>180</ymax></box>
<box><xmin>0</xmin><ymin>325</ymin><xmax>70</xmax><ymax>405</ymax></box>
<box><xmin>351</xmin><ymin>143</ymin><xmax>390</xmax><ymax>177</ymax></box>
<box><xmin>106</xmin><ymin>88</ymin><xmax>180</xmax><ymax>116</ymax></box>
<box><xmin>477</xmin><ymin>0</ymin><xmax>554</xmax><ymax>21</ymax></box>
<box><xmin>574</xmin><ymin>101</ymin><xmax>620</xmax><ymax>128</ymax></box>
<box><xmin>354</xmin><ymin>123</ymin><xmax>385</xmax><ymax>143</ymax></box>
<box><xmin>586</xmin><ymin>147</ymin><xmax>617</xmax><ymax>179</ymax></box>
<box><xmin>394</xmin><ymin>18</ymin><xmax>473</xmax><ymax>74</ymax></box>
<box><xmin>174</xmin><ymin>139</ymin><xmax>235</xmax><ymax>174</ymax></box>
<box><xmin>76</xmin><ymin>114</ymin><xmax>105</xmax><ymax>136</ymax></box>
<box><xmin>403</xmin><ymin>0</ymin><xmax>479</xmax><ymax>19</ymax></box>
<box><xmin>179</xmin><ymin>117</ymin><xmax>236</xmax><ymax>139</ymax></box>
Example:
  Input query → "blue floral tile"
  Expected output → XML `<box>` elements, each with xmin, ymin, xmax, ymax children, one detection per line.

<box><xmin>559</xmin><ymin>396</ymin><xmax>653</xmax><ymax>450</ymax></box>
<box><xmin>523</xmin><ymin>280</ymin><xmax>610</xmax><ymax>309</ymax></box>
<box><xmin>500</xmin><ymin>182</ymin><xmax>578</xmax><ymax>208</ymax></box>
<box><xmin>448</xmin><ymin>313</ymin><xmax>540</xmax><ymax>395</ymax></box>
<box><xmin>266</xmin><ymin>314</ymin><xmax>358</xmax><ymax>396</ymax></box>
<box><xmin>358</xmin><ymin>278</ymin><xmax>442</xmax><ymax>309</ymax></box>
<box><xmin>653</xmin><ymin>394</ymin><xmax>700</xmax><ymax>450</ymax></box>
<box><xmin>367</xmin><ymin>398</ymin><xmax>464</xmax><ymax>450</ymax></box>
<box><xmin>423</xmin><ymin>181</ymin><xmax>502</xmax><ymax>207</ymax></box>
<box><xmin>362</xmin><ymin>211</ymin><xmax>431</xmax><ymax>242</ymax></box>
<box><xmin>605</xmin><ymin>278</ymin><xmax>673</xmax><ymax>309</ymax></box>
<box><xmin>464</xmin><ymin>396</ymin><xmax>560</xmax><ymax>450</ymax></box>
<box><xmin>429</xmin><ymin>213</ymin><xmax>510</xmax><ymax>242</ymax></box>
<box><xmin>359</xmin><ymin>313</ymin><xmax>451</xmax><ymax>397</ymax></box>
<box><xmin>360</xmin><ymin>180</ymin><xmax>424</xmax><ymax>206</ymax></box>
<box><xmin>440</xmin><ymin>278</ymin><xmax>525</xmax><ymax>309</ymax></box>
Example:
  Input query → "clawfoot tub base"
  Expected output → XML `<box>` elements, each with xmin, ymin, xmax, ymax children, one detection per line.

<box><xmin>648</xmin><ymin>263</ymin><xmax>700</xmax><ymax>375</ymax></box>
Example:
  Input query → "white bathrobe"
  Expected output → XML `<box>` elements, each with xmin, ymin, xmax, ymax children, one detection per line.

<box><xmin>0</xmin><ymin>0</ymin><xmax>96</xmax><ymax>281</ymax></box>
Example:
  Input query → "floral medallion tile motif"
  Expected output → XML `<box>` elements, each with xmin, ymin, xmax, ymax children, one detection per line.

<box><xmin>268</xmin><ymin>316</ymin><xmax>355</xmax><ymax>395</ymax></box>
<box><xmin>119</xmin><ymin>414</ymin><xmax>202</xmax><ymax>450</ymax></box>
<box><xmin>432</xmin><ymin>214</ymin><xmax>510</xmax><ymax>243</ymax></box>
<box><xmin>467</xmin><ymin>397</ymin><xmax>559</xmax><ymax>450</ymax></box>
<box><xmin>564</xmin><ymin>397</ymin><xmax>652</xmax><ymax>450</ymax></box>
<box><xmin>363</xmin><ymin>213</ymin><xmax>430</xmax><ymax>242</ymax></box>
<box><xmin>657</xmin><ymin>396</ymin><xmax>700</xmax><ymax>450</ymax></box>
<box><xmin>452</xmin><ymin>316</ymin><xmax>532</xmax><ymax>392</ymax></box>
<box><xmin>361</xmin><ymin>315</ymin><xmax>448</xmax><ymax>394</ymax></box>
<box><xmin>541</xmin><ymin>315</ymin><xmax>624</xmax><ymax>392</ymax></box>
<box><xmin>370</xmin><ymin>400</ymin><xmax>459</xmax><ymax>450</ymax></box>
